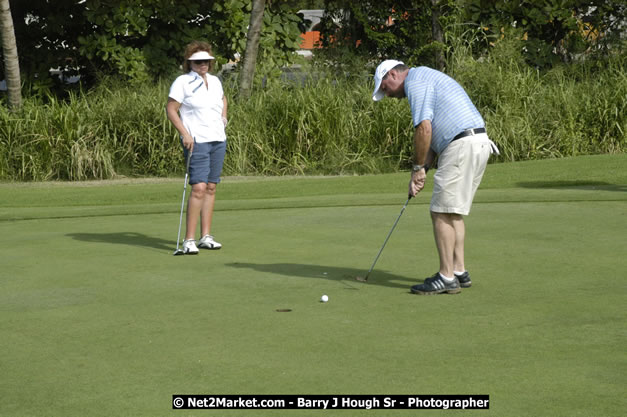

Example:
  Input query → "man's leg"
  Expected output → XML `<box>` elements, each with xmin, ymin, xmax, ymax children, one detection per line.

<box><xmin>453</xmin><ymin>215</ymin><xmax>465</xmax><ymax>273</ymax></box>
<box><xmin>431</xmin><ymin>211</ymin><xmax>464</xmax><ymax>278</ymax></box>
<box><xmin>411</xmin><ymin>210</ymin><xmax>462</xmax><ymax>294</ymax></box>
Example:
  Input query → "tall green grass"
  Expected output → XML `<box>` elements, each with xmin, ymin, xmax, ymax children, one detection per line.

<box><xmin>0</xmin><ymin>81</ymin><xmax>180</xmax><ymax>181</ymax></box>
<box><xmin>0</xmin><ymin>42</ymin><xmax>624</xmax><ymax>181</ymax></box>
<box><xmin>225</xmin><ymin>77</ymin><xmax>413</xmax><ymax>175</ymax></box>
<box><xmin>449</xmin><ymin>29</ymin><xmax>626</xmax><ymax>161</ymax></box>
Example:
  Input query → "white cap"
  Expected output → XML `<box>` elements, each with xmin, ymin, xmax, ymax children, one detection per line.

<box><xmin>188</xmin><ymin>51</ymin><xmax>214</xmax><ymax>60</ymax></box>
<box><xmin>372</xmin><ymin>59</ymin><xmax>404</xmax><ymax>101</ymax></box>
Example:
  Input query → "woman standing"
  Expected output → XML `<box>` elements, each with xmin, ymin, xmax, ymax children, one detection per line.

<box><xmin>166</xmin><ymin>41</ymin><xmax>227</xmax><ymax>254</ymax></box>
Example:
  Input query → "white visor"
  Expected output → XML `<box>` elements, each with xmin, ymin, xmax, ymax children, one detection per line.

<box><xmin>188</xmin><ymin>51</ymin><xmax>214</xmax><ymax>60</ymax></box>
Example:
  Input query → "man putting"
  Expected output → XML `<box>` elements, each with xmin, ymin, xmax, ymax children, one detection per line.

<box><xmin>372</xmin><ymin>60</ymin><xmax>499</xmax><ymax>295</ymax></box>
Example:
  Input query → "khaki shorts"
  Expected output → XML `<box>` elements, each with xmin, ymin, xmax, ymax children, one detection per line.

<box><xmin>430</xmin><ymin>134</ymin><xmax>494</xmax><ymax>215</ymax></box>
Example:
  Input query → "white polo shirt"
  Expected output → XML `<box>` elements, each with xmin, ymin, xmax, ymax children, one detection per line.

<box><xmin>169</xmin><ymin>71</ymin><xmax>226</xmax><ymax>143</ymax></box>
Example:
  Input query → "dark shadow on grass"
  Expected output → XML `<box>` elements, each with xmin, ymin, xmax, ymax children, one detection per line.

<box><xmin>517</xmin><ymin>180</ymin><xmax>627</xmax><ymax>192</ymax></box>
<box><xmin>67</xmin><ymin>232</ymin><xmax>173</xmax><ymax>251</ymax></box>
<box><xmin>226</xmin><ymin>262</ymin><xmax>417</xmax><ymax>290</ymax></box>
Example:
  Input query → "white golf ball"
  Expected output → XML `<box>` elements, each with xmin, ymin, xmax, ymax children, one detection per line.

<box><xmin>321</xmin><ymin>295</ymin><xmax>329</xmax><ymax>303</ymax></box>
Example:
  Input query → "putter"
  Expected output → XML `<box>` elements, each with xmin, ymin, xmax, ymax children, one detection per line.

<box><xmin>173</xmin><ymin>149</ymin><xmax>193</xmax><ymax>256</ymax></box>
<box><xmin>355</xmin><ymin>195</ymin><xmax>412</xmax><ymax>282</ymax></box>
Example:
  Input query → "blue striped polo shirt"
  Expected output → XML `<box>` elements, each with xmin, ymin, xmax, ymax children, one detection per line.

<box><xmin>404</xmin><ymin>67</ymin><xmax>484</xmax><ymax>154</ymax></box>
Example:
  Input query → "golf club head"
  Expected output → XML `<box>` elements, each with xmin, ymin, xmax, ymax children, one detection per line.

<box><xmin>173</xmin><ymin>249</ymin><xmax>185</xmax><ymax>256</ymax></box>
<box><xmin>355</xmin><ymin>275</ymin><xmax>368</xmax><ymax>282</ymax></box>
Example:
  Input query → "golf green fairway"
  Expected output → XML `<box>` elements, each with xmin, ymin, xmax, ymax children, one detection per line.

<box><xmin>1</xmin><ymin>154</ymin><xmax>625</xmax><ymax>416</ymax></box>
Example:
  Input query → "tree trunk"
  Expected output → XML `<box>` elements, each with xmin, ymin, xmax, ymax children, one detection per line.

<box><xmin>239</xmin><ymin>0</ymin><xmax>266</xmax><ymax>100</ymax></box>
<box><xmin>431</xmin><ymin>0</ymin><xmax>445</xmax><ymax>71</ymax></box>
<box><xmin>0</xmin><ymin>0</ymin><xmax>21</xmax><ymax>110</ymax></box>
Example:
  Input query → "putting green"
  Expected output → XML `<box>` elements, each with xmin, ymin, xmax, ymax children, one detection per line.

<box><xmin>0</xmin><ymin>154</ymin><xmax>625</xmax><ymax>416</ymax></box>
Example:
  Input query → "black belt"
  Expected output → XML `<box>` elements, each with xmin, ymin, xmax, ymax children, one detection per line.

<box><xmin>452</xmin><ymin>127</ymin><xmax>486</xmax><ymax>141</ymax></box>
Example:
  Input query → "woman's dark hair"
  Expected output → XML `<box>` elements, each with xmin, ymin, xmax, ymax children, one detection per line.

<box><xmin>182</xmin><ymin>40</ymin><xmax>215</xmax><ymax>73</ymax></box>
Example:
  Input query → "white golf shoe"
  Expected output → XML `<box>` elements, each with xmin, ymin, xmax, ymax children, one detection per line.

<box><xmin>182</xmin><ymin>239</ymin><xmax>199</xmax><ymax>254</ymax></box>
<box><xmin>198</xmin><ymin>234</ymin><xmax>222</xmax><ymax>250</ymax></box>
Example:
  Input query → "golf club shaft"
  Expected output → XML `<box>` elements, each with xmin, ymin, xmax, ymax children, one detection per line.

<box><xmin>365</xmin><ymin>196</ymin><xmax>411</xmax><ymax>279</ymax></box>
<box><xmin>175</xmin><ymin>150</ymin><xmax>193</xmax><ymax>251</ymax></box>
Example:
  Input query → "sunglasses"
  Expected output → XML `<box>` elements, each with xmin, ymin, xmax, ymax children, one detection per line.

<box><xmin>190</xmin><ymin>60</ymin><xmax>211</xmax><ymax>65</ymax></box>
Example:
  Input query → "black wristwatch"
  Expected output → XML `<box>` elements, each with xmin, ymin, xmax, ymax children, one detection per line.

<box><xmin>412</xmin><ymin>164</ymin><xmax>429</xmax><ymax>173</ymax></box>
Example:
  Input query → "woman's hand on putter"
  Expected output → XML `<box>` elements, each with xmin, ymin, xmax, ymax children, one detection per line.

<box><xmin>181</xmin><ymin>133</ymin><xmax>194</xmax><ymax>151</ymax></box>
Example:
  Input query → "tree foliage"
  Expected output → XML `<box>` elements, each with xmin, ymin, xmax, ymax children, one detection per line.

<box><xmin>2</xmin><ymin>0</ymin><xmax>624</xmax><ymax>95</ymax></box>
<box><xmin>461</xmin><ymin>0</ymin><xmax>627</xmax><ymax>67</ymax></box>
<box><xmin>2</xmin><ymin>0</ymin><xmax>305</xmax><ymax>91</ymax></box>
<box><xmin>313</xmin><ymin>0</ymin><xmax>625</xmax><ymax>70</ymax></box>
<box><xmin>317</xmin><ymin>0</ymin><xmax>441</xmax><ymax>68</ymax></box>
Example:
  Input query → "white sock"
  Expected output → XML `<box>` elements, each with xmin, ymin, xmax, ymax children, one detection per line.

<box><xmin>439</xmin><ymin>273</ymin><xmax>455</xmax><ymax>282</ymax></box>
<box><xmin>454</xmin><ymin>270</ymin><xmax>466</xmax><ymax>276</ymax></box>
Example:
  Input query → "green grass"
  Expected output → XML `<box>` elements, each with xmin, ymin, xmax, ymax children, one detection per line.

<box><xmin>1</xmin><ymin>154</ymin><xmax>626</xmax><ymax>416</ymax></box>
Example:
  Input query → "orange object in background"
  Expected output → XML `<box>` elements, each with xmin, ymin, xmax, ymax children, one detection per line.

<box><xmin>299</xmin><ymin>31</ymin><xmax>322</xmax><ymax>49</ymax></box>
